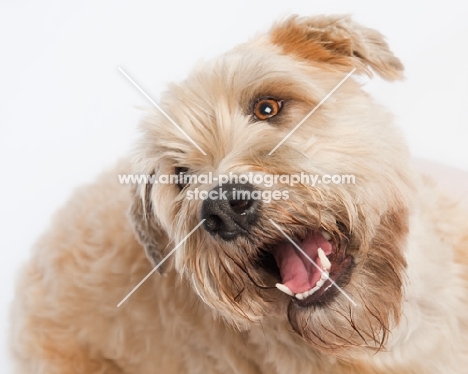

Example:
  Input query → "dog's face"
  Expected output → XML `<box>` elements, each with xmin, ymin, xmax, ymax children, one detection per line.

<box><xmin>131</xmin><ymin>16</ymin><xmax>415</xmax><ymax>358</ymax></box>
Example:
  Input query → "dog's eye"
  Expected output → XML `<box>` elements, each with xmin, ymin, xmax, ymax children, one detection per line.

<box><xmin>253</xmin><ymin>98</ymin><xmax>283</xmax><ymax>121</ymax></box>
<box><xmin>175</xmin><ymin>167</ymin><xmax>190</xmax><ymax>190</ymax></box>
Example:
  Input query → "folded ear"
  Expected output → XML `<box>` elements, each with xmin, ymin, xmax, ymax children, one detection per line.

<box><xmin>269</xmin><ymin>15</ymin><xmax>404</xmax><ymax>81</ymax></box>
<box><xmin>129</xmin><ymin>182</ymin><xmax>169</xmax><ymax>273</ymax></box>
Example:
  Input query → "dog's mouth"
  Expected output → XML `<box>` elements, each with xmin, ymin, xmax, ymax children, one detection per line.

<box><xmin>257</xmin><ymin>230</ymin><xmax>353</xmax><ymax>307</ymax></box>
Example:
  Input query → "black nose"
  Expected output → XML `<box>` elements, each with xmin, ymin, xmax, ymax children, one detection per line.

<box><xmin>201</xmin><ymin>183</ymin><xmax>259</xmax><ymax>241</ymax></box>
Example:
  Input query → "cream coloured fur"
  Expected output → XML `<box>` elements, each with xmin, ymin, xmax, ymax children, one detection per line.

<box><xmin>10</xmin><ymin>15</ymin><xmax>468</xmax><ymax>373</ymax></box>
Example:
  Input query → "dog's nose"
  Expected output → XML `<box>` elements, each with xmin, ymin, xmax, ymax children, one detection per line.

<box><xmin>201</xmin><ymin>183</ymin><xmax>258</xmax><ymax>241</ymax></box>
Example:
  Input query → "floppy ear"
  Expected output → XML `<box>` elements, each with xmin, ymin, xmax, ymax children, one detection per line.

<box><xmin>129</xmin><ymin>182</ymin><xmax>170</xmax><ymax>273</ymax></box>
<box><xmin>269</xmin><ymin>15</ymin><xmax>404</xmax><ymax>81</ymax></box>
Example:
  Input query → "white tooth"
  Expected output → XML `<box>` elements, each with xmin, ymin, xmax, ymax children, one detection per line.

<box><xmin>321</xmin><ymin>270</ymin><xmax>329</xmax><ymax>280</ymax></box>
<box><xmin>321</xmin><ymin>230</ymin><xmax>332</xmax><ymax>241</ymax></box>
<box><xmin>303</xmin><ymin>285</ymin><xmax>321</xmax><ymax>299</ymax></box>
<box><xmin>275</xmin><ymin>283</ymin><xmax>294</xmax><ymax>296</ymax></box>
<box><xmin>295</xmin><ymin>276</ymin><xmax>331</xmax><ymax>300</ymax></box>
<box><xmin>309</xmin><ymin>285</ymin><xmax>320</xmax><ymax>295</ymax></box>
<box><xmin>295</xmin><ymin>293</ymin><xmax>304</xmax><ymax>300</ymax></box>
<box><xmin>317</xmin><ymin>248</ymin><xmax>332</xmax><ymax>271</ymax></box>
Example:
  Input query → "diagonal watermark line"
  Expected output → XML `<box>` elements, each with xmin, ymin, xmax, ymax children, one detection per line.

<box><xmin>117</xmin><ymin>219</ymin><xmax>206</xmax><ymax>307</ymax></box>
<box><xmin>269</xmin><ymin>219</ymin><xmax>357</xmax><ymax>307</ymax></box>
<box><xmin>118</xmin><ymin>67</ymin><xmax>207</xmax><ymax>156</ymax></box>
<box><xmin>268</xmin><ymin>68</ymin><xmax>356</xmax><ymax>156</ymax></box>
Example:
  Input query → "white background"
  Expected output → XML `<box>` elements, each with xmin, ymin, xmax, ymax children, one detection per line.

<box><xmin>1</xmin><ymin>0</ymin><xmax>467</xmax><ymax>371</ymax></box>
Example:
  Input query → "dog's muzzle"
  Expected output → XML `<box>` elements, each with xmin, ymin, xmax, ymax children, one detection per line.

<box><xmin>201</xmin><ymin>183</ymin><xmax>259</xmax><ymax>241</ymax></box>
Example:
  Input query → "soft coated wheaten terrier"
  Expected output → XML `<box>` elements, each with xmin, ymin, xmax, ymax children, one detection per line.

<box><xmin>10</xmin><ymin>15</ymin><xmax>468</xmax><ymax>373</ymax></box>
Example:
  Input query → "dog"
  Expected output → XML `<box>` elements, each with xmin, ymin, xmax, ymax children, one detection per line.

<box><xmin>10</xmin><ymin>15</ymin><xmax>468</xmax><ymax>373</ymax></box>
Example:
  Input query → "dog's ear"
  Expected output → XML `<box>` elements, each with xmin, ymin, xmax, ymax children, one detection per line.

<box><xmin>269</xmin><ymin>15</ymin><xmax>403</xmax><ymax>81</ymax></box>
<box><xmin>129</xmin><ymin>183</ymin><xmax>169</xmax><ymax>273</ymax></box>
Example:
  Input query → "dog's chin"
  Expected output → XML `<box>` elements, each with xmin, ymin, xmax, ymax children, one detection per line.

<box><xmin>256</xmin><ymin>228</ymin><xmax>354</xmax><ymax>308</ymax></box>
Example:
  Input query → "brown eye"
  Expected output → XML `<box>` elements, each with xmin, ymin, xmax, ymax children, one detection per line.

<box><xmin>175</xmin><ymin>167</ymin><xmax>190</xmax><ymax>190</ymax></box>
<box><xmin>253</xmin><ymin>98</ymin><xmax>283</xmax><ymax>121</ymax></box>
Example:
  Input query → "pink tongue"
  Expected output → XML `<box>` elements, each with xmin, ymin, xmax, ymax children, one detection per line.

<box><xmin>272</xmin><ymin>232</ymin><xmax>332</xmax><ymax>294</ymax></box>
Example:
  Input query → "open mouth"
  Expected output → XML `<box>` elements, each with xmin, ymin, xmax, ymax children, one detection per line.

<box><xmin>257</xmin><ymin>229</ymin><xmax>354</xmax><ymax>307</ymax></box>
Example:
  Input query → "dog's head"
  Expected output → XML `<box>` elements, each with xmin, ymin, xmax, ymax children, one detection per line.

<box><xmin>130</xmin><ymin>15</ymin><xmax>415</xmax><ymax>358</ymax></box>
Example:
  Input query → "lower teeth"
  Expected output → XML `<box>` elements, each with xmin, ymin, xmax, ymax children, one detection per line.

<box><xmin>294</xmin><ymin>271</ymin><xmax>328</xmax><ymax>299</ymax></box>
<box><xmin>275</xmin><ymin>270</ymin><xmax>330</xmax><ymax>299</ymax></box>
